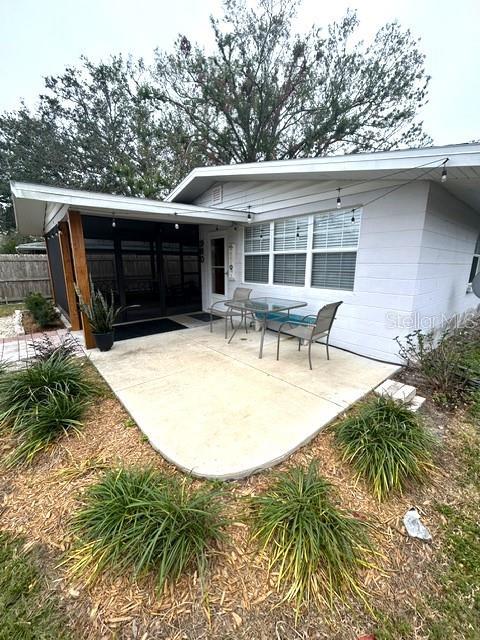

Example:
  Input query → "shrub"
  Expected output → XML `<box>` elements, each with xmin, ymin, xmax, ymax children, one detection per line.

<box><xmin>333</xmin><ymin>396</ymin><xmax>436</xmax><ymax>501</ymax></box>
<box><xmin>249</xmin><ymin>463</ymin><xmax>374</xmax><ymax>611</ymax></box>
<box><xmin>75</xmin><ymin>279</ymin><xmax>124</xmax><ymax>334</ymax></box>
<box><xmin>396</xmin><ymin>327</ymin><xmax>480</xmax><ymax>408</ymax></box>
<box><xmin>24</xmin><ymin>292</ymin><xmax>59</xmax><ymax>328</ymax></box>
<box><xmin>69</xmin><ymin>468</ymin><xmax>226</xmax><ymax>590</ymax></box>
<box><xmin>29</xmin><ymin>332</ymin><xmax>80</xmax><ymax>362</ymax></box>
<box><xmin>5</xmin><ymin>391</ymin><xmax>87</xmax><ymax>467</ymax></box>
<box><xmin>0</xmin><ymin>354</ymin><xmax>95</xmax><ymax>428</ymax></box>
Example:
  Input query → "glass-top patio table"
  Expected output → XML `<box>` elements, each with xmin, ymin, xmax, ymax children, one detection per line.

<box><xmin>227</xmin><ymin>296</ymin><xmax>307</xmax><ymax>358</ymax></box>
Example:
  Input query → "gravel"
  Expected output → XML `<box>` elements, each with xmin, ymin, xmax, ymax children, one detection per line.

<box><xmin>0</xmin><ymin>313</ymin><xmax>19</xmax><ymax>338</ymax></box>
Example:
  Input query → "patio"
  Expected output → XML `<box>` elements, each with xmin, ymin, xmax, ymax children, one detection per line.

<box><xmin>88</xmin><ymin>319</ymin><xmax>398</xmax><ymax>479</ymax></box>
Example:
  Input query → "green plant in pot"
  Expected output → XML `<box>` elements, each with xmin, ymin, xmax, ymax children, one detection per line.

<box><xmin>75</xmin><ymin>280</ymin><xmax>126</xmax><ymax>352</ymax></box>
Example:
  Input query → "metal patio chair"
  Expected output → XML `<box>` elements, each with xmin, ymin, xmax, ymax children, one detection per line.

<box><xmin>209</xmin><ymin>287</ymin><xmax>253</xmax><ymax>339</ymax></box>
<box><xmin>276</xmin><ymin>301</ymin><xmax>343</xmax><ymax>369</ymax></box>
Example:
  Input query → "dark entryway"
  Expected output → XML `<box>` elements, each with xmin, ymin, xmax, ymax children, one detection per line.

<box><xmin>83</xmin><ymin>216</ymin><xmax>202</xmax><ymax>323</ymax></box>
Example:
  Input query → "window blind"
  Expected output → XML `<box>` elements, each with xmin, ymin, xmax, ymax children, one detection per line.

<box><xmin>273</xmin><ymin>253</ymin><xmax>306</xmax><ymax>286</ymax></box>
<box><xmin>274</xmin><ymin>217</ymin><xmax>308</xmax><ymax>251</ymax></box>
<box><xmin>313</xmin><ymin>210</ymin><xmax>361</xmax><ymax>249</ymax></box>
<box><xmin>311</xmin><ymin>252</ymin><xmax>357</xmax><ymax>290</ymax></box>
<box><xmin>245</xmin><ymin>254</ymin><xmax>269</xmax><ymax>283</ymax></box>
<box><xmin>244</xmin><ymin>223</ymin><xmax>270</xmax><ymax>253</ymax></box>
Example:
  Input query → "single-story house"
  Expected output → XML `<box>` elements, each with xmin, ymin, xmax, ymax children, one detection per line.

<box><xmin>11</xmin><ymin>142</ymin><xmax>480</xmax><ymax>363</ymax></box>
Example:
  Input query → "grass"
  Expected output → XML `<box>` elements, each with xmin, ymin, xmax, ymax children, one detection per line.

<box><xmin>249</xmin><ymin>462</ymin><xmax>375</xmax><ymax>612</ymax></box>
<box><xmin>375</xmin><ymin>422</ymin><xmax>480</xmax><ymax>639</ymax></box>
<box><xmin>333</xmin><ymin>396</ymin><xmax>436</xmax><ymax>501</ymax></box>
<box><xmin>5</xmin><ymin>391</ymin><xmax>88</xmax><ymax>467</ymax></box>
<box><xmin>0</xmin><ymin>353</ymin><xmax>96</xmax><ymax>466</ymax></box>
<box><xmin>0</xmin><ymin>531</ymin><xmax>70</xmax><ymax>640</ymax></box>
<box><xmin>69</xmin><ymin>467</ymin><xmax>227</xmax><ymax>591</ymax></box>
<box><xmin>0</xmin><ymin>302</ymin><xmax>23</xmax><ymax>318</ymax></box>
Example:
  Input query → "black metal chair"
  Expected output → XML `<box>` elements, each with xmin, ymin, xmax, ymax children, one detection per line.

<box><xmin>276</xmin><ymin>301</ymin><xmax>343</xmax><ymax>369</ymax></box>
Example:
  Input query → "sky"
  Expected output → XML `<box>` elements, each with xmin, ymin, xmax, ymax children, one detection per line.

<box><xmin>0</xmin><ymin>0</ymin><xmax>479</xmax><ymax>146</ymax></box>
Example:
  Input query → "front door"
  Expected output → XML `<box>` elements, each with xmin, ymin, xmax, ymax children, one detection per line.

<box><xmin>210</xmin><ymin>236</ymin><xmax>227</xmax><ymax>303</ymax></box>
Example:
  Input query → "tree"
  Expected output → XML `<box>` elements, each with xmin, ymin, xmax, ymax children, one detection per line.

<box><xmin>0</xmin><ymin>56</ymin><xmax>170</xmax><ymax>230</ymax></box>
<box><xmin>153</xmin><ymin>0</ymin><xmax>430</xmax><ymax>164</ymax></box>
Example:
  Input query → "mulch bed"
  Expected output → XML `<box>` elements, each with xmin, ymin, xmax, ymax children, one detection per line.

<box><xmin>0</xmin><ymin>363</ymin><xmax>474</xmax><ymax>639</ymax></box>
<box><xmin>22</xmin><ymin>309</ymin><xmax>65</xmax><ymax>334</ymax></box>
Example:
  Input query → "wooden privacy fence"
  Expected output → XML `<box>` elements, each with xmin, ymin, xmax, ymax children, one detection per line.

<box><xmin>0</xmin><ymin>254</ymin><xmax>52</xmax><ymax>302</ymax></box>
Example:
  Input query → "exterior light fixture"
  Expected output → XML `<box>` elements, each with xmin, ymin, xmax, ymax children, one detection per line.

<box><xmin>112</xmin><ymin>214</ymin><xmax>116</xmax><ymax>228</ymax></box>
<box><xmin>351</xmin><ymin>209</ymin><xmax>356</xmax><ymax>223</ymax></box>
<box><xmin>336</xmin><ymin>188</ymin><xmax>342</xmax><ymax>209</ymax></box>
<box><xmin>175</xmin><ymin>223</ymin><xmax>179</xmax><ymax>230</ymax></box>
<box><xmin>247</xmin><ymin>205</ymin><xmax>252</xmax><ymax>224</ymax></box>
<box><xmin>441</xmin><ymin>159</ymin><xmax>448</xmax><ymax>183</ymax></box>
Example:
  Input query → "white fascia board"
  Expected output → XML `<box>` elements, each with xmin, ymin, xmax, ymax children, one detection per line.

<box><xmin>11</xmin><ymin>182</ymin><xmax>248</xmax><ymax>234</ymax></box>
<box><xmin>166</xmin><ymin>143</ymin><xmax>480</xmax><ymax>202</ymax></box>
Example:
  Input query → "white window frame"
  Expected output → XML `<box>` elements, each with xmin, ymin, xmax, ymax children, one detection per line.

<box><xmin>242</xmin><ymin>210</ymin><xmax>362</xmax><ymax>291</ymax></box>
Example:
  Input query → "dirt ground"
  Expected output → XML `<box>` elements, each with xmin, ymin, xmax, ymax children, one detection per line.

<box><xmin>0</xmin><ymin>364</ymin><xmax>474</xmax><ymax>640</ymax></box>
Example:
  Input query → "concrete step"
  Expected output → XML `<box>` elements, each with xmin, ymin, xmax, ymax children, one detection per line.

<box><xmin>409</xmin><ymin>395</ymin><xmax>426</xmax><ymax>412</ymax></box>
<box><xmin>375</xmin><ymin>379</ymin><xmax>417</xmax><ymax>403</ymax></box>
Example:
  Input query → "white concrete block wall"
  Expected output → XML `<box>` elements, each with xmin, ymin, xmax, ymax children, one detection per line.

<box><xmin>197</xmin><ymin>180</ymin><xmax>434</xmax><ymax>363</ymax></box>
<box><xmin>413</xmin><ymin>182</ymin><xmax>480</xmax><ymax>330</ymax></box>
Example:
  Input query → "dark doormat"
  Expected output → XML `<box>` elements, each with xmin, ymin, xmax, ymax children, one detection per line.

<box><xmin>114</xmin><ymin>318</ymin><xmax>187</xmax><ymax>341</ymax></box>
<box><xmin>188</xmin><ymin>312</ymin><xmax>221</xmax><ymax>322</ymax></box>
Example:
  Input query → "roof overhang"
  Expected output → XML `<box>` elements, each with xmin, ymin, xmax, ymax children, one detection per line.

<box><xmin>10</xmin><ymin>182</ymin><xmax>249</xmax><ymax>236</ymax></box>
<box><xmin>166</xmin><ymin>143</ymin><xmax>480</xmax><ymax>214</ymax></box>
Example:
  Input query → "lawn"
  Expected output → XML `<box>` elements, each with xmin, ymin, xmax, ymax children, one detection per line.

<box><xmin>0</xmin><ymin>354</ymin><xmax>479</xmax><ymax>639</ymax></box>
<box><xmin>0</xmin><ymin>302</ymin><xmax>23</xmax><ymax>318</ymax></box>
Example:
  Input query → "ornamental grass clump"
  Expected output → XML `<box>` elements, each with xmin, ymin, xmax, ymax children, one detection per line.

<box><xmin>0</xmin><ymin>352</ymin><xmax>96</xmax><ymax>465</ymax></box>
<box><xmin>333</xmin><ymin>395</ymin><xmax>436</xmax><ymax>501</ymax></box>
<box><xmin>69</xmin><ymin>468</ymin><xmax>227</xmax><ymax>591</ymax></box>
<box><xmin>249</xmin><ymin>463</ymin><xmax>374</xmax><ymax>612</ymax></box>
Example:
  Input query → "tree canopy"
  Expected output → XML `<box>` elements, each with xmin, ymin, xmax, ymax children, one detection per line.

<box><xmin>0</xmin><ymin>0</ymin><xmax>430</xmax><ymax>232</ymax></box>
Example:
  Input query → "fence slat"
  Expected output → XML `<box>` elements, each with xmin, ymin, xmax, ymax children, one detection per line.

<box><xmin>0</xmin><ymin>254</ymin><xmax>52</xmax><ymax>302</ymax></box>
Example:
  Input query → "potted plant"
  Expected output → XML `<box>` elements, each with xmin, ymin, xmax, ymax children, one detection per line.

<box><xmin>75</xmin><ymin>280</ymin><xmax>126</xmax><ymax>352</ymax></box>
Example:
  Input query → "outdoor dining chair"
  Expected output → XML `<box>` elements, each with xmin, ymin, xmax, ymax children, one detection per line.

<box><xmin>276</xmin><ymin>301</ymin><xmax>343</xmax><ymax>369</ymax></box>
<box><xmin>209</xmin><ymin>287</ymin><xmax>253</xmax><ymax>338</ymax></box>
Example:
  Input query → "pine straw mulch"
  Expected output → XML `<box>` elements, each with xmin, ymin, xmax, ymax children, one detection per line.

<box><xmin>0</xmin><ymin>366</ymin><xmax>474</xmax><ymax>640</ymax></box>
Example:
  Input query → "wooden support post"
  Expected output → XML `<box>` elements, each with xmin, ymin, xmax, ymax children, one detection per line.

<box><xmin>58</xmin><ymin>221</ymin><xmax>81</xmax><ymax>331</ymax></box>
<box><xmin>67</xmin><ymin>210</ymin><xmax>95</xmax><ymax>349</ymax></box>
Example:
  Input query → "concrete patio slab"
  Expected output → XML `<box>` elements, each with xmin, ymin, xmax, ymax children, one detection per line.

<box><xmin>89</xmin><ymin>322</ymin><xmax>399</xmax><ymax>479</ymax></box>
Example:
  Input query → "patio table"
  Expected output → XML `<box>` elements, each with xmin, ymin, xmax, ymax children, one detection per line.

<box><xmin>227</xmin><ymin>296</ymin><xmax>307</xmax><ymax>358</ymax></box>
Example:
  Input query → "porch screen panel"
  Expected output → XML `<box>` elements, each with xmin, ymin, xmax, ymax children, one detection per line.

<box><xmin>46</xmin><ymin>233</ymin><xmax>69</xmax><ymax>317</ymax></box>
<box><xmin>273</xmin><ymin>253</ymin><xmax>307</xmax><ymax>286</ymax></box>
<box><xmin>311</xmin><ymin>252</ymin><xmax>357</xmax><ymax>290</ymax></box>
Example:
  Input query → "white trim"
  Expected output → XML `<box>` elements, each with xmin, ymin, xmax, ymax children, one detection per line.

<box><xmin>166</xmin><ymin>143</ymin><xmax>480</xmax><ymax>203</ymax></box>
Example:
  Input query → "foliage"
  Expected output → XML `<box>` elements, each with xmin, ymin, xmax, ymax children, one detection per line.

<box><xmin>333</xmin><ymin>396</ymin><xmax>436</xmax><ymax>501</ymax></box>
<box><xmin>0</xmin><ymin>302</ymin><xmax>23</xmax><ymax>317</ymax></box>
<box><xmin>69</xmin><ymin>468</ymin><xmax>226</xmax><ymax>590</ymax></box>
<box><xmin>75</xmin><ymin>279</ymin><xmax>126</xmax><ymax>333</ymax></box>
<box><xmin>29</xmin><ymin>332</ymin><xmax>81</xmax><ymax>362</ymax></box>
<box><xmin>0</xmin><ymin>231</ymin><xmax>34</xmax><ymax>253</ymax></box>
<box><xmin>24</xmin><ymin>291</ymin><xmax>59</xmax><ymax>328</ymax></box>
<box><xmin>5</xmin><ymin>390</ymin><xmax>87</xmax><ymax>467</ymax></box>
<box><xmin>0</xmin><ymin>532</ymin><xmax>71</xmax><ymax>640</ymax></box>
<box><xmin>249</xmin><ymin>463</ymin><xmax>374</xmax><ymax>611</ymax></box>
<box><xmin>0</xmin><ymin>1</ymin><xmax>431</xmax><ymax>230</ymax></box>
<box><xmin>0</xmin><ymin>353</ymin><xmax>95</xmax><ymax>427</ymax></box>
<box><xmin>396</xmin><ymin>325</ymin><xmax>480</xmax><ymax>408</ymax></box>
<box><xmin>154</xmin><ymin>0</ymin><xmax>430</xmax><ymax>165</ymax></box>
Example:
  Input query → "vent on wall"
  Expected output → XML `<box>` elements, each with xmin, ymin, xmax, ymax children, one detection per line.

<box><xmin>211</xmin><ymin>184</ymin><xmax>223</xmax><ymax>205</ymax></box>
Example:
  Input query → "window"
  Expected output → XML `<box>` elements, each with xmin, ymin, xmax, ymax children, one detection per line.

<box><xmin>242</xmin><ymin>210</ymin><xmax>361</xmax><ymax>290</ymax></box>
<box><xmin>244</xmin><ymin>223</ymin><xmax>270</xmax><ymax>283</ymax></box>
<box><xmin>311</xmin><ymin>210</ymin><xmax>361</xmax><ymax>290</ymax></box>
<box><xmin>469</xmin><ymin>234</ymin><xmax>480</xmax><ymax>284</ymax></box>
<box><xmin>273</xmin><ymin>217</ymin><xmax>308</xmax><ymax>285</ymax></box>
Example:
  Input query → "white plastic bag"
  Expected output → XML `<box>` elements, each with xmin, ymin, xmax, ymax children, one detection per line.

<box><xmin>403</xmin><ymin>507</ymin><xmax>432</xmax><ymax>541</ymax></box>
